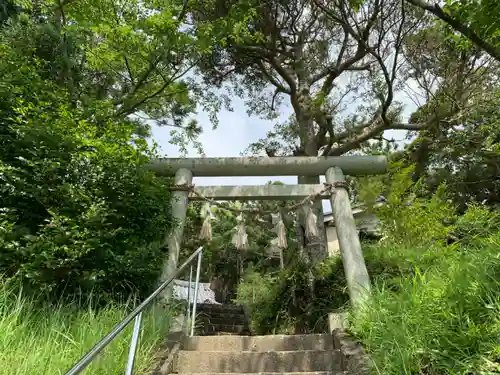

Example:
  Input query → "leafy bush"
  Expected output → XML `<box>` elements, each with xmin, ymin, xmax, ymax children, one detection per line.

<box><xmin>0</xmin><ymin>38</ymin><xmax>175</xmax><ymax>302</ymax></box>
<box><xmin>351</xmin><ymin>174</ymin><xmax>500</xmax><ymax>374</ymax></box>
<box><xmin>374</xmin><ymin>165</ymin><xmax>457</xmax><ymax>246</ymax></box>
<box><xmin>236</xmin><ymin>257</ymin><xmax>349</xmax><ymax>334</ymax></box>
<box><xmin>453</xmin><ymin>203</ymin><xmax>500</xmax><ymax>244</ymax></box>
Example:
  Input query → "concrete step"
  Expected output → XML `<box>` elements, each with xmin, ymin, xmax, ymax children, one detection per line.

<box><xmin>196</xmin><ymin>312</ymin><xmax>248</xmax><ymax>321</ymax></box>
<box><xmin>196</xmin><ymin>304</ymin><xmax>245</xmax><ymax>313</ymax></box>
<box><xmin>197</xmin><ymin>316</ymin><xmax>249</xmax><ymax>326</ymax></box>
<box><xmin>176</xmin><ymin>350</ymin><xmax>342</xmax><ymax>373</ymax></box>
<box><xmin>200</xmin><ymin>331</ymin><xmax>251</xmax><ymax>337</ymax></box>
<box><xmin>199</xmin><ymin>324</ymin><xmax>250</xmax><ymax>335</ymax></box>
<box><xmin>183</xmin><ymin>334</ymin><xmax>334</xmax><ymax>352</ymax></box>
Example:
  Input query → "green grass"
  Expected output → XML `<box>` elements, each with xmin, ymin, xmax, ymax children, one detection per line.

<box><xmin>0</xmin><ymin>282</ymin><xmax>173</xmax><ymax>375</ymax></box>
<box><xmin>351</xmin><ymin>233</ymin><xmax>500</xmax><ymax>375</ymax></box>
<box><xmin>236</xmin><ymin>228</ymin><xmax>500</xmax><ymax>374</ymax></box>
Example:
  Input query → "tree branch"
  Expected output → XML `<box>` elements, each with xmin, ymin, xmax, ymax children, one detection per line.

<box><xmin>240</xmin><ymin>45</ymin><xmax>297</xmax><ymax>92</ymax></box>
<box><xmin>115</xmin><ymin>85</ymin><xmax>184</xmax><ymax>118</ymax></box>
<box><xmin>319</xmin><ymin>51</ymin><xmax>370</xmax><ymax>95</ymax></box>
<box><xmin>329</xmin><ymin>117</ymin><xmax>386</xmax><ymax>155</ymax></box>
<box><xmin>405</xmin><ymin>0</ymin><xmax>500</xmax><ymax>62</ymax></box>
<box><xmin>113</xmin><ymin>52</ymin><xmax>163</xmax><ymax>106</ymax></box>
<box><xmin>391</xmin><ymin>122</ymin><xmax>429</xmax><ymax>130</ymax></box>
<box><xmin>59</xmin><ymin>0</ymin><xmax>79</xmax><ymax>7</ymax></box>
<box><xmin>310</xmin><ymin>0</ymin><xmax>380</xmax><ymax>95</ymax></box>
<box><xmin>319</xmin><ymin>115</ymin><xmax>335</xmax><ymax>156</ymax></box>
<box><xmin>313</xmin><ymin>0</ymin><xmax>424</xmax><ymax>157</ymax></box>
<box><xmin>256</xmin><ymin>60</ymin><xmax>291</xmax><ymax>94</ymax></box>
<box><xmin>271</xmin><ymin>88</ymin><xmax>281</xmax><ymax>110</ymax></box>
<box><xmin>328</xmin><ymin>114</ymin><xmax>433</xmax><ymax>156</ymax></box>
<box><xmin>267</xmin><ymin>57</ymin><xmax>297</xmax><ymax>93</ymax></box>
<box><xmin>115</xmin><ymin>58</ymin><xmax>197</xmax><ymax>118</ymax></box>
<box><xmin>310</xmin><ymin>59</ymin><xmax>372</xmax><ymax>85</ymax></box>
<box><xmin>111</xmin><ymin>1</ymin><xmax>135</xmax><ymax>85</ymax></box>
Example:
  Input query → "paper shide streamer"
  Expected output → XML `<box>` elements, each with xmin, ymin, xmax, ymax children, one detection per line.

<box><xmin>271</xmin><ymin>212</ymin><xmax>287</xmax><ymax>249</ymax></box>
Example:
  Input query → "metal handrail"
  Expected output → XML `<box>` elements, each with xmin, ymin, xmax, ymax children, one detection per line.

<box><xmin>64</xmin><ymin>246</ymin><xmax>204</xmax><ymax>375</ymax></box>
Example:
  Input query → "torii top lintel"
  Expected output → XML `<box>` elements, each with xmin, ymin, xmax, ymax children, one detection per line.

<box><xmin>145</xmin><ymin>156</ymin><xmax>388</xmax><ymax>177</ymax></box>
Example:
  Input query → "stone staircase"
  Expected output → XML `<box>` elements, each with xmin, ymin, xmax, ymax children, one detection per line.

<box><xmin>174</xmin><ymin>333</ymin><xmax>347</xmax><ymax>374</ymax></box>
<box><xmin>154</xmin><ymin>305</ymin><xmax>368</xmax><ymax>375</ymax></box>
<box><xmin>194</xmin><ymin>303</ymin><xmax>252</xmax><ymax>336</ymax></box>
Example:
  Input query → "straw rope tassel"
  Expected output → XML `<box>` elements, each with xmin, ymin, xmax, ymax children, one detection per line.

<box><xmin>199</xmin><ymin>203</ymin><xmax>213</xmax><ymax>241</ymax></box>
<box><xmin>235</xmin><ymin>222</ymin><xmax>249</xmax><ymax>251</ymax></box>
<box><xmin>305</xmin><ymin>202</ymin><xmax>319</xmax><ymax>239</ymax></box>
<box><xmin>276</xmin><ymin>214</ymin><xmax>287</xmax><ymax>249</ymax></box>
<box><xmin>199</xmin><ymin>216</ymin><xmax>212</xmax><ymax>241</ymax></box>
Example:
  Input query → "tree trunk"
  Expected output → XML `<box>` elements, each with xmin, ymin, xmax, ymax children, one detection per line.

<box><xmin>289</xmin><ymin>89</ymin><xmax>329</xmax><ymax>333</ymax></box>
<box><xmin>295</xmin><ymin>99</ymin><xmax>328</xmax><ymax>263</ymax></box>
<box><xmin>297</xmin><ymin>175</ymin><xmax>328</xmax><ymax>263</ymax></box>
<box><xmin>295</xmin><ymin>119</ymin><xmax>328</xmax><ymax>333</ymax></box>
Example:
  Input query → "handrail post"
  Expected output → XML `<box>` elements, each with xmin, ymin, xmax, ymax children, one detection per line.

<box><xmin>190</xmin><ymin>249</ymin><xmax>203</xmax><ymax>336</ymax></box>
<box><xmin>124</xmin><ymin>311</ymin><xmax>143</xmax><ymax>375</ymax></box>
<box><xmin>185</xmin><ymin>266</ymin><xmax>193</xmax><ymax>335</ymax></box>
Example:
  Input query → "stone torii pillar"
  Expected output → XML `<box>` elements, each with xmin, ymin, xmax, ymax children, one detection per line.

<box><xmin>161</xmin><ymin>168</ymin><xmax>192</xmax><ymax>297</ymax></box>
<box><xmin>326</xmin><ymin>166</ymin><xmax>371</xmax><ymax>310</ymax></box>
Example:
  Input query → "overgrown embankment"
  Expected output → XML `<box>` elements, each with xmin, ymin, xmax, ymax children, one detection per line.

<box><xmin>353</xmin><ymin>234</ymin><xmax>500</xmax><ymax>374</ymax></box>
<box><xmin>237</xmin><ymin>189</ymin><xmax>500</xmax><ymax>374</ymax></box>
<box><xmin>0</xmin><ymin>280</ymin><xmax>173</xmax><ymax>375</ymax></box>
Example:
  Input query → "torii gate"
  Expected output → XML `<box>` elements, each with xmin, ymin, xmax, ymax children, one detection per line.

<box><xmin>144</xmin><ymin>155</ymin><xmax>387</xmax><ymax>308</ymax></box>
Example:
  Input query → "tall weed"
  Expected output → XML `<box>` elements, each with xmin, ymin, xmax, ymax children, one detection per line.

<box><xmin>352</xmin><ymin>235</ymin><xmax>500</xmax><ymax>374</ymax></box>
<box><xmin>0</xmin><ymin>279</ymin><xmax>172</xmax><ymax>375</ymax></box>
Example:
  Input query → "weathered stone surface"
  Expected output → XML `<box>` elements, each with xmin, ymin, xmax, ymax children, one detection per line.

<box><xmin>161</xmin><ymin>168</ymin><xmax>192</xmax><ymax>295</ymax></box>
<box><xmin>326</xmin><ymin>167</ymin><xmax>371</xmax><ymax>308</ymax></box>
<box><xmin>197</xmin><ymin>312</ymin><xmax>248</xmax><ymax>322</ymax></box>
<box><xmin>145</xmin><ymin>156</ymin><xmax>388</xmax><ymax>177</ymax></box>
<box><xmin>168</xmin><ymin>372</ymin><xmax>348</xmax><ymax>375</ymax></box>
<box><xmin>196</xmin><ymin>303</ymin><xmax>246</xmax><ymax>313</ymax></box>
<box><xmin>173</xmin><ymin>280</ymin><xmax>220</xmax><ymax>305</ymax></box>
<box><xmin>197</xmin><ymin>315</ymin><xmax>248</xmax><ymax>326</ymax></box>
<box><xmin>183</xmin><ymin>334</ymin><xmax>335</xmax><ymax>352</ymax></box>
<box><xmin>160</xmin><ymin>315</ymin><xmax>347</xmax><ymax>375</ymax></box>
<box><xmin>190</xmin><ymin>184</ymin><xmax>331</xmax><ymax>201</ymax></box>
<box><xmin>332</xmin><ymin>329</ymin><xmax>371</xmax><ymax>375</ymax></box>
<box><xmin>328</xmin><ymin>312</ymin><xmax>349</xmax><ymax>331</ymax></box>
<box><xmin>167</xmin><ymin>372</ymin><xmax>348</xmax><ymax>375</ymax></box>
<box><xmin>194</xmin><ymin>303</ymin><xmax>252</xmax><ymax>337</ymax></box>
<box><xmin>176</xmin><ymin>350</ymin><xmax>343</xmax><ymax>373</ymax></box>
<box><xmin>201</xmin><ymin>325</ymin><xmax>251</xmax><ymax>335</ymax></box>
<box><xmin>150</xmin><ymin>331</ymin><xmax>186</xmax><ymax>375</ymax></box>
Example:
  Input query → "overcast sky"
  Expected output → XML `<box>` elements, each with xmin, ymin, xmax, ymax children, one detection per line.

<box><xmin>150</xmin><ymin>91</ymin><xmax>418</xmax><ymax>213</ymax></box>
